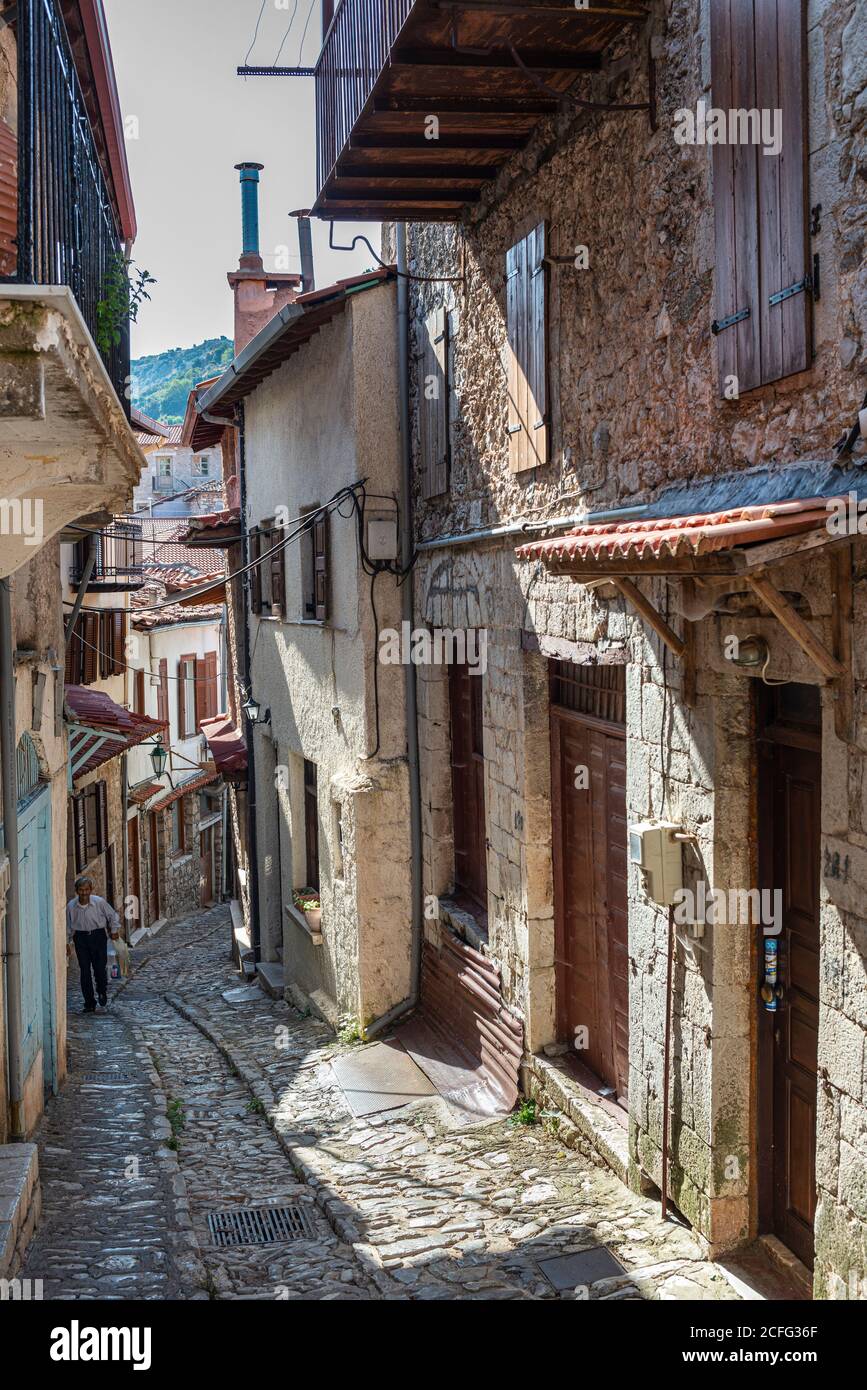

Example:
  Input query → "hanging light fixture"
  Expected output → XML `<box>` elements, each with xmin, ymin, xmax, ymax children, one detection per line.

<box><xmin>149</xmin><ymin>737</ymin><xmax>169</xmax><ymax>777</ymax></box>
<box><xmin>242</xmin><ymin>693</ymin><xmax>270</xmax><ymax>725</ymax></box>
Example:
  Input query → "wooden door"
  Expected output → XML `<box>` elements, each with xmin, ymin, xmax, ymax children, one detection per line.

<box><xmin>449</xmin><ymin>663</ymin><xmax>487</xmax><ymax>912</ymax></box>
<box><xmin>758</xmin><ymin>684</ymin><xmax>821</xmax><ymax>1269</ymax></box>
<box><xmin>551</xmin><ymin>664</ymin><xmax>628</xmax><ymax>1101</ymax></box>
<box><xmin>129</xmin><ymin>820</ymin><xmax>142</xmax><ymax>931</ymax></box>
<box><xmin>200</xmin><ymin>826</ymin><xmax>215</xmax><ymax>908</ymax></box>
<box><xmin>148</xmin><ymin>813</ymin><xmax>160</xmax><ymax>922</ymax></box>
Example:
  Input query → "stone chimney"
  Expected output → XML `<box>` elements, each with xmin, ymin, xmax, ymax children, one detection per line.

<box><xmin>228</xmin><ymin>163</ymin><xmax>302</xmax><ymax>354</ymax></box>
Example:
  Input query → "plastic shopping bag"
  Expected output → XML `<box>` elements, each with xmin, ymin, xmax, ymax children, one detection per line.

<box><xmin>114</xmin><ymin>937</ymin><xmax>131</xmax><ymax>978</ymax></box>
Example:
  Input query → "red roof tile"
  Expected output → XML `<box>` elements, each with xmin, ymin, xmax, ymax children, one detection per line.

<box><xmin>128</xmin><ymin>781</ymin><xmax>164</xmax><ymax>805</ymax></box>
<box><xmin>150</xmin><ymin>767</ymin><xmax>220</xmax><ymax>811</ymax></box>
<box><xmin>200</xmin><ymin>715</ymin><xmax>247</xmax><ymax>781</ymax></box>
<box><xmin>66</xmin><ymin>687</ymin><xmax>167</xmax><ymax>782</ymax></box>
<box><xmin>515</xmin><ymin>498</ymin><xmax>835</xmax><ymax>571</ymax></box>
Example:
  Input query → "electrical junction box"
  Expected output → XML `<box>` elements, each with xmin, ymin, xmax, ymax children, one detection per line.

<box><xmin>628</xmin><ymin>822</ymin><xmax>683</xmax><ymax>906</ymax></box>
<box><xmin>366</xmin><ymin>516</ymin><xmax>399</xmax><ymax>561</ymax></box>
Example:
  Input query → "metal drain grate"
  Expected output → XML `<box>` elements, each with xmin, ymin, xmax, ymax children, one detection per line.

<box><xmin>207</xmin><ymin>1204</ymin><xmax>316</xmax><ymax>1247</ymax></box>
<box><xmin>81</xmin><ymin>1071</ymin><xmax>134</xmax><ymax>1083</ymax></box>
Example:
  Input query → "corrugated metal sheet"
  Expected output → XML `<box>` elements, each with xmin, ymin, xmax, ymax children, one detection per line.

<box><xmin>399</xmin><ymin>928</ymin><xmax>523</xmax><ymax>1115</ymax></box>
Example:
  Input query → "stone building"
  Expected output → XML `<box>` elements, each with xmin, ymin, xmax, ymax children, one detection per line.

<box><xmin>311</xmin><ymin>0</ymin><xmax>867</xmax><ymax>1296</ymax></box>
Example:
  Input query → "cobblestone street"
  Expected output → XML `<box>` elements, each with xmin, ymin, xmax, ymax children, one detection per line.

<box><xmin>23</xmin><ymin>907</ymin><xmax>743</xmax><ymax>1302</ymax></box>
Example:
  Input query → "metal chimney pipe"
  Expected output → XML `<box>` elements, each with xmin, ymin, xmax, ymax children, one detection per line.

<box><xmin>291</xmin><ymin>209</ymin><xmax>315</xmax><ymax>293</ymax></box>
<box><xmin>235</xmin><ymin>163</ymin><xmax>264</xmax><ymax>258</ymax></box>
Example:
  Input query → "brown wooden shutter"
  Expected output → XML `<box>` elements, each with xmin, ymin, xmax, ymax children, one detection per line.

<box><xmin>97</xmin><ymin>782</ymin><xmax>108</xmax><ymax>854</ymax></box>
<box><xmin>113</xmin><ymin>610</ymin><xmax>125</xmax><ymax>674</ymax></box>
<box><xmin>134</xmin><ymin>668</ymin><xmax>146</xmax><ymax>715</ymax></box>
<box><xmin>73</xmin><ymin>797</ymin><xmax>87</xmax><ymax>874</ymax></box>
<box><xmin>194</xmin><ymin>657</ymin><xmax>207</xmax><ymax>731</ymax></box>
<box><xmin>0</xmin><ymin>118</ymin><xmax>18</xmax><ymax>277</ymax></box>
<box><xmin>313</xmin><ymin>516</ymin><xmax>328</xmax><ymax>622</ymax></box>
<box><xmin>205</xmin><ymin>651</ymin><xmax>219</xmax><ymax>720</ymax></box>
<box><xmin>270</xmin><ymin>530</ymin><xmax>285</xmax><ymax>619</ymax></box>
<box><xmin>420</xmin><ymin>306</ymin><xmax>449</xmax><ymax>499</ymax></box>
<box><xmin>506</xmin><ymin>223</ymin><xmax>548</xmax><ymax>472</ymax></box>
<box><xmin>250</xmin><ymin>530</ymin><xmax>262</xmax><ymax>615</ymax></box>
<box><xmin>178</xmin><ymin>658</ymin><xmax>189</xmax><ymax>739</ymax></box>
<box><xmin>66</xmin><ymin>617</ymin><xmax>82</xmax><ymax>684</ymax></box>
<box><xmin>711</xmin><ymin>0</ymin><xmax>809</xmax><ymax>394</ymax></box>
<box><xmin>83</xmin><ymin>612</ymin><xmax>99</xmax><ymax>685</ymax></box>
<box><xmin>157</xmin><ymin>659</ymin><xmax>168</xmax><ymax>725</ymax></box>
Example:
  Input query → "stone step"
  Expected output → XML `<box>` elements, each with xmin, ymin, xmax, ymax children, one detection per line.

<box><xmin>0</xmin><ymin>1142</ymin><xmax>41</xmax><ymax>1279</ymax></box>
<box><xmin>258</xmin><ymin>961</ymin><xmax>285</xmax><ymax>999</ymax></box>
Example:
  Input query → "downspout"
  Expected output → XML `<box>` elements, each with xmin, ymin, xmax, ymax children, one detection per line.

<box><xmin>365</xmin><ymin>223</ymin><xmax>423</xmax><ymax>1040</ymax></box>
<box><xmin>237</xmin><ymin>403</ymin><xmax>262</xmax><ymax>963</ymax></box>
<box><xmin>0</xmin><ymin>578</ymin><xmax>24</xmax><ymax>1136</ymax></box>
<box><xmin>120</xmin><ymin>753</ymin><xmax>129</xmax><ymax>942</ymax></box>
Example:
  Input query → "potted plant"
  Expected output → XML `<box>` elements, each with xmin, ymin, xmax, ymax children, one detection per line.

<box><xmin>293</xmin><ymin>888</ymin><xmax>321</xmax><ymax>933</ymax></box>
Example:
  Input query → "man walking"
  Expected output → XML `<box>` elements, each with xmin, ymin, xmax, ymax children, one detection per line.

<box><xmin>66</xmin><ymin>875</ymin><xmax>121</xmax><ymax>1013</ymax></box>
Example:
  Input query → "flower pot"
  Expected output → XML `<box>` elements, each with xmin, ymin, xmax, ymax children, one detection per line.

<box><xmin>304</xmin><ymin>908</ymin><xmax>322</xmax><ymax>932</ymax></box>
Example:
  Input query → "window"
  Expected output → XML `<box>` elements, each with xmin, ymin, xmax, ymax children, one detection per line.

<box><xmin>449</xmin><ymin>664</ymin><xmax>487</xmax><ymax>913</ymax></box>
<box><xmin>171</xmin><ymin>799</ymin><xmax>186</xmax><ymax>854</ymax></box>
<box><xmin>505</xmin><ymin>223</ymin><xmax>548</xmax><ymax>472</ymax></box>
<box><xmin>333</xmin><ymin>801</ymin><xmax>344</xmax><ymax>879</ymax></box>
<box><xmin>193</xmin><ymin>454</ymin><xmax>211</xmax><ymax>476</ymax></box>
<box><xmin>710</xmin><ymin>3</ymin><xmax>809</xmax><ymax>393</ymax></box>
<box><xmin>301</xmin><ymin>511</ymin><xmax>328</xmax><ymax>622</ymax></box>
<box><xmin>178</xmin><ymin>656</ymin><xmax>197</xmax><ymax>739</ymax></box>
<box><xmin>418</xmin><ymin>306</ymin><xmax>449</xmax><ymax>499</ymax></box>
<box><xmin>71</xmin><ymin>782</ymin><xmax>109</xmax><ymax>874</ymax></box>
<box><xmin>250</xmin><ymin>521</ymin><xmax>286</xmax><ymax>619</ymax></box>
<box><xmin>303</xmin><ymin>759</ymin><xmax>320</xmax><ymax>891</ymax></box>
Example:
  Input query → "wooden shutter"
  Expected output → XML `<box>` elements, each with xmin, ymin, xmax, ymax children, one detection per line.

<box><xmin>134</xmin><ymin>668</ymin><xmax>146</xmax><ymax>715</ymax></box>
<box><xmin>194</xmin><ymin>657</ymin><xmax>207</xmax><ymax>730</ymax></box>
<box><xmin>97</xmin><ymin>782</ymin><xmax>108</xmax><ymax>855</ymax></box>
<box><xmin>82</xmin><ymin>612</ymin><xmax>99</xmax><ymax>685</ymax></box>
<box><xmin>506</xmin><ymin>223</ymin><xmax>548</xmax><ymax>472</ymax></box>
<box><xmin>419</xmin><ymin>307</ymin><xmax>449</xmax><ymax>499</ymax></box>
<box><xmin>157</xmin><ymin>659</ymin><xmax>169</xmax><ymax>725</ymax></box>
<box><xmin>0</xmin><ymin>118</ymin><xmax>18</xmax><ymax>277</ymax></box>
<box><xmin>270</xmin><ymin>530</ymin><xmax>285</xmax><ymax>619</ymax></box>
<box><xmin>711</xmin><ymin>0</ymin><xmax>809</xmax><ymax>394</ymax></box>
<box><xmin>250</xmin><ymin>530</ymin><xmax>262</xmax><ymax>615</ymax></box>
<box><xmin>112</xmin><ymin>610</ymin><xmax>125</xmax><ymax>674</ymax></box>
<box><xmin>205</xmin><ymin>651</ymin><xmax>219</xmax><ymax>721</ymax></box>
<box><xmin>73</xmin><ymin>797</ymin><xmax>87</xmax><ymax>874</ymax></box>
<box><xmin>178</xmin><ymin>657</ymin><xmax>191</xmax><ymax>739</ymax></box>
<box><xmin>313</xmin><ymin>516</ymin><xmax>328</xmax><ymax>622</ymax></box>
<box><xmin>66</xmin><ymin>617</ymin><xmax>83</xmax><ymax>684</ymax></box>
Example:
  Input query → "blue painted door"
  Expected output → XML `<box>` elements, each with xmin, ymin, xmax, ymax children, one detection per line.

<box><xmin>17</xmin><ymin>787</ymin><xmax>55</xmax><ymax>1093</ymax></box>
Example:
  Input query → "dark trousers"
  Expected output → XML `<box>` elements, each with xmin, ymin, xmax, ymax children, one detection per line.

<box><xmin>73</xmin><ymin>930</ymin><xmax>108</xmax><ymax>1006</ymax></box>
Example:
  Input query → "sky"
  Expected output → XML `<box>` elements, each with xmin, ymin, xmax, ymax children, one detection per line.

<box><xmin>103</xmin><ymin>0</ymin><xmax>377</xmax><ymax>360</ymax></box>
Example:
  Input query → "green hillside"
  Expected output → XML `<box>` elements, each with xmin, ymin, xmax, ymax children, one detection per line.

<box><xmin>131</xmin><ymin>337</ymin><xmax>234</xmax><ymax>424</ymax></box>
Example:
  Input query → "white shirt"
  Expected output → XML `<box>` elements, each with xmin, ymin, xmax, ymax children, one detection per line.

<box><xmin>66</xmin><ymin>895</ymin><xmax>120</xmax><ymax>940</ymax></box>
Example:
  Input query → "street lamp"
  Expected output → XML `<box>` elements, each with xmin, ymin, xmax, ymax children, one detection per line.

<box><xmin>149</xmin><ymin>737</ymin><xmax>169</xmax><ymax>777</ymax></box>
<box><xmin>242</xmin><ymin>695</ymin><xmax>270</xmax><ymax>725</ymax></box>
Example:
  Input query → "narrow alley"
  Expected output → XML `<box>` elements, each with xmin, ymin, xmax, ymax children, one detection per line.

<box><xmin>22</xmin><ymin>909</ymin><xmax>743</xmax><ymax>1302</ymax></box>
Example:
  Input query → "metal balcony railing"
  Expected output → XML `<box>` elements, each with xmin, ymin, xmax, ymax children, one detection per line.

<box><xmin>316</xmin><ymin>0</ymin><xmax>415</xmax><ymax>195</ymax></box>
<box><xmin>10</xmin><ymin>0</ymin><xmax>130</xmax><ymax>412</ymax></box>
<box><xmin>72</xmin><ymin>521</ymin><xmax>143</xmax><ymax>588</ymax></box>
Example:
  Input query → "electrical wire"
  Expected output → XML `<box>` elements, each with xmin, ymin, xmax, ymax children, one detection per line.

<box><xmin>296</xmin><ymin>0</ymin><xmax>317</xmax><ymax>64</ymax></box>
<box><xmin>64</xmin><ymin>484</ymin><xmax>365</xmax><ymax>615</ymax></box>
<box><xmin>328</xmin><ymin>220</ymin><xmax>464</xmax><ymax>286</ymax></box>
<box><xmin>243</xmin><ymin>0</ymin><xmax>269</xmax><ymax>66</ymax></box>
<box><xmin>272</xmin><ymin>0</ymin><xmax>299</xmax><ymax>67</ymax></box>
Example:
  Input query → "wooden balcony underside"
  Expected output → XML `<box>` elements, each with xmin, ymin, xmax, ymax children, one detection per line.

<box><xmin>315</xmin><ymin>1</ymin><xmax>648</xmax><ymax>221</ymax></box>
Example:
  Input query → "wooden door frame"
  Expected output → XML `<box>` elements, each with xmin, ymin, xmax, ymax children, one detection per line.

<box><xmin>550</xmin><ymin>700</ymin><xmax>626</xmax><ymax>1072</ymax></box>
<box><xmin>755</xmin><ymin>683</ymin><xmax>821</xmax><ymax>1252</ymax></box>
<box><xmin>148</xmin><ymin>812</ymin><xmax>160</xmax><ymax>922</ymax></box>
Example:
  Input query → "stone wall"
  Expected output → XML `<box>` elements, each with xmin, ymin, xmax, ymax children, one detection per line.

<box><xmin>396</xmin><ymin>0</ymin><xmax>866</xmax><ymax>1294</ymax></box>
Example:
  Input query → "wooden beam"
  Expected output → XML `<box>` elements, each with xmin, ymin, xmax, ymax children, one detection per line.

<box><xmin>349</xmin><ymin>131</ymin><xmax>525</xmax><ymax>150</ymax></box>
<box><xmin>373</xmin><ymin>95</ymin><xmax>557</xmax><ymax>115</ymax></box>
<box><xmin>392</xmin><ymin>48</ymin><xmax>602</xmax><ymax>71</ymax></box>
<box><xmin>336</xmin><ymin>163</ymin><xmax>497</xmax><ymax>182</ymax></box>
<box><xmin>611</xmin><ymin>578</ymin><xmax>686</xmax><ymax>659</ymax></box>
<box><xmin>326</xmin><ymin>185</ymin><xmax>481</xmax><ymax>202</ymax></box>
<box><xmin>746</xmin><ymin>573</ymin><xmax>845</xmax><ymax>681</ymax></box>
